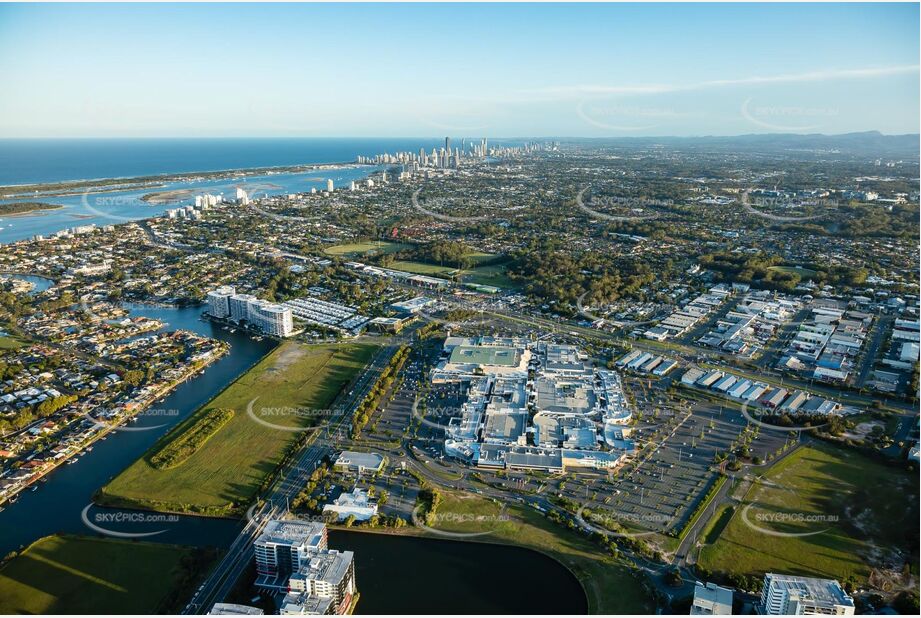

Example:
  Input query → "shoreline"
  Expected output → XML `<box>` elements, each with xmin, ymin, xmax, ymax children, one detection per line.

<box><xmin>93</xmin><ymin>337</ymin><xmax>284</xmax><ymax>517</ymax></box>
<box><xmin>0</xmin><ymin>160</ymin><xmax>372</xmax><ymax>197</ymax></box>
<box><xmin>0</xmin><ymin>203</ymin><xmax>64</xmax><ymax>217</ymax></box>
<box><xmin>0</xmin><ymin>340</ymin><xmax>230</xmax><ymax>508</ymax></box>
<box><xmin>331</xmin><ymin>523</ymin><xmax>594</xmax><ymax>612</ymax></box>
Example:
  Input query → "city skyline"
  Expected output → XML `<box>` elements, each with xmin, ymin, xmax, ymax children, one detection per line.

<box><xmin>0</xmin><ymin>2</ymin><xmax>918</xmax><ymax>138</ymax></box>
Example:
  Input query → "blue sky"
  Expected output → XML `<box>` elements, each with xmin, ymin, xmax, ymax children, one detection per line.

<box><xmin>0</xmin><ymin>2</ymin><xmax>918</xmax><ymax>137</ymax></box>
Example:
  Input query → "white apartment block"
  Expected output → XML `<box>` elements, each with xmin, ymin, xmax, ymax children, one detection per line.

<box><xmin>286</xmin><ymin>549</ymin><xmax>356</xmax><ymax>609</ymax></box>
<box><xmin>229</xmin><ymin>293</ymin><xmax>258</xmax><ymax>323</ymax></box>
<box><xmin>251</xmin><ymin>300</ymin><xmax>294</xmax><ymax>337</ymax></box>
<box><xmin>207</xmin><ymin>286</ymin><xmax>236</xmax><ymax>319</ymax></box>
<box><xmin>761</xmin><ymin>573</ymin><xmax>855</xmax><ymax>615</ymax></box>
<box><xmin>220</xmin><ymin>290</ymin><xmax>294</xmax><ymax>337</ymax></box>
<box><xmin>254</xmin><ymin>520</ymin><xmax>327</xmax><ymax>579</ymax></box>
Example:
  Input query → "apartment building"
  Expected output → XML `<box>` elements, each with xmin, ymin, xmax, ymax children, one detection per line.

<box><xmin>760</xmin><ymin>573</ymin><xmax>855</xmax><ymax>615</ymax></box>
<box><xmin>254</xmin><ymin>520</ymin><xmax>328</xmax><ymax>579</ymax></box>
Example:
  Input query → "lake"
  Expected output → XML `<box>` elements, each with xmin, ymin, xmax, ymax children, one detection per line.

<box><xmin>329</xmin><ymin>530</ymin><xmax>588</xmax><ymax>614</ymax></box>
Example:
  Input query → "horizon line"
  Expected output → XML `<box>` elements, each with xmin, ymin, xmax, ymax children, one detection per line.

<box><xmin>1</xmin><ymin>131</ymin><xmax>919</xmax><ymax>141</ymax></box>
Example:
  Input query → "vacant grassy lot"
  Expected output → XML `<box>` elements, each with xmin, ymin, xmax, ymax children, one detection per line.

<box><xmin>0</xmin><ymin>535</ymin><xmax>204</xmax><ymax>614</ymax></box>
<box><xmin>419</xmin><ymin>490</ymin><xmax>655</xmax><ymax>614</ymax></box>
<box><xmin>698</xmin><ymin>443</ymin><xmax>918</xmax><ymax>585</ymax></box>
<box><xmin>99</xmin><ymin>342</ymin><xmax>377</xmax><ymax>515</ymax></box>
<box><xmin>323</xmin><ymin>241</ymin><xmax>412</xmax><ymax>258</ymax></box>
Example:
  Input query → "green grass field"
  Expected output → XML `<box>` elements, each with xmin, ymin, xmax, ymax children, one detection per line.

<box><xmin>698</xmin><ymin>443</ymin><xmax>919</xmax><ymax>585</ymax></box>
<box><xmin>0</xmin><ymin>535</ymin><xmax>206</xmax><ymax>614</ymax></box>
<box><xmin>99</xmin><ymin>341</ymin><xmax>378</xmax><ymax>515</ymax></box>
<box><xmin>323</xmin><ymin>241</ymin><xmax>412</xmax><ymax>258</ymax></box>
<box><xmin>768</xmin><ymin>265</ymin><xmax>818</xmax><ymax>278</ymax></box>
<box><xmin>422</xmin><ymin>490</ymin><xmax>654</xmax><ymax>614</ymax></box>
<box><xmin>0</xmin><ymin>334</ymin><xmax>27</xmax><ymax>350</ymax></box>
<box><xmin>385</xmin><ymin>253</ymin><xmax>520</xmax><ymax>290</ymax></box>
<box><xmin>701</xmin><ymin>504</ymin><xmax>735</xmax><ymax>545</ymax></box>
<box><xmin>459</xmin><ymin>263</ymin><xmax>519</xmax><ymax>289</ymax></box>
<box><xmin>387</xmin><ymin>260</ymin><xmax>454</xmax><ymax>276</ymax></box>
<box><xmin>461</xmin><ymin>251</ymin><xmax>499</xmax><ymax>267</ymax></box>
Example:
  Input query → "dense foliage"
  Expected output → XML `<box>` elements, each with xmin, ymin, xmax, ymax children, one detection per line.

<box><xmin>150</xmin><ymin>408</ymin><xmax>234</xmax><ymax>469</ymax></box>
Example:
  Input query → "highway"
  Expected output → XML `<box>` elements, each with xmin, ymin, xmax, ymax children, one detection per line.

<box><xmin>182</xmin><ymin>341</ymin><xmax>400</xmax><ymax>614</ymax></box>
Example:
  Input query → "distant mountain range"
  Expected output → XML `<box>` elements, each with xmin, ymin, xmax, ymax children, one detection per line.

<box><xmin>560</xmin><ymin>131</ymin><xmax>920</xmax><ymax>158</ymax></box>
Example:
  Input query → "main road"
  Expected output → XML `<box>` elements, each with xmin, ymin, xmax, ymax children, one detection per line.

<box><xmin>182</xmin><ymin>340</ymin><xmax>401</xmax><ymax>614</ymax></box>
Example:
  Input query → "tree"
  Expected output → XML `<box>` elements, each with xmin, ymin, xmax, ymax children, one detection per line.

<box><xmin>122</xmin><ymin>370</ymin><xmax>145</xmax><ymax>387</ymax></box>
<box><xmin>664</xmin><ymin>569</ymin><xmax>683</xmax><ymax>587</ymax></box>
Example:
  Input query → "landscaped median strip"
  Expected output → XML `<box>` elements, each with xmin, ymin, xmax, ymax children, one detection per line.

<box><xmin>673</xmin><ymin>474</ymin><xmax>728</xmax><ymax>542</ymax></box>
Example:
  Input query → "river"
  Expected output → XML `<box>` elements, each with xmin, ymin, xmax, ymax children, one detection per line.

<box><xmin>0</xmin><ymin>165</ymin><xmax>381</xmax><ymax>245</ymax></box>
<box><xmin>0</xmin><ymin>305</ymin><xmax>274</xmax><ymax>555</ymax></box>
<box><xmin>2</xmin><ymin>274</ymin><xmax>55</xmax><ymax>294</ymax></box>
<box><xmin>0</xmin><ymin>304</ymin><xmax>588</xmax><ymax>614</ymax></box>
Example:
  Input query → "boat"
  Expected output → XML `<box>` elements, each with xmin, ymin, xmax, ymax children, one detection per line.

<box><xmin>31</xmin><ymin>485</ymin><xmax>38</xmax><ymax>492</ymax></box>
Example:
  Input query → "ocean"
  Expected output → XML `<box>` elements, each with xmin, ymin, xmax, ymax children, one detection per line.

<box><xmin>0</xmin><ymin>137</ymin><xmax>498</xmax><ymax>244</ymax></box>
<box><xmin>0</xmin><ymin>137</ymin><xmax>462</xmax><ymax>186</ymax></box>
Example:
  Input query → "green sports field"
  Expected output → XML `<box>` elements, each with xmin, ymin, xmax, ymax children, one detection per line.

<box><xmin>698</xmin><ymin>443</ymin><xmax>919</xmax><ymax>585</ymax></box>
<box><xmin>386</xmin><ymin>252</ymin><xmax>520</xmax><ymax>289</ymax></box>
<box><xmin>98</xmin><ymin>341</ymin><xmax>377</xmax><ymax>515</ymax></box>
<box><xmin>459</xmin><ymin>263</ymin><xmax>519</xmax><ymax>289</ymax></box>
<box><xmin>0</xmin><ymin>535</ymin><xmax>207</xmax><ymax>614</ymax></box>
<box><xmin>387</xmin><ymin>260</ymin><xmax>454</xmax><ymax>276</ymax></box>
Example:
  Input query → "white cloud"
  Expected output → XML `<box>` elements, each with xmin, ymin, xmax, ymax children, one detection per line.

<box><xmin>520</xmin><ymin>65</ymin><xmax>920</xmax><ymax>99</ymax></box>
